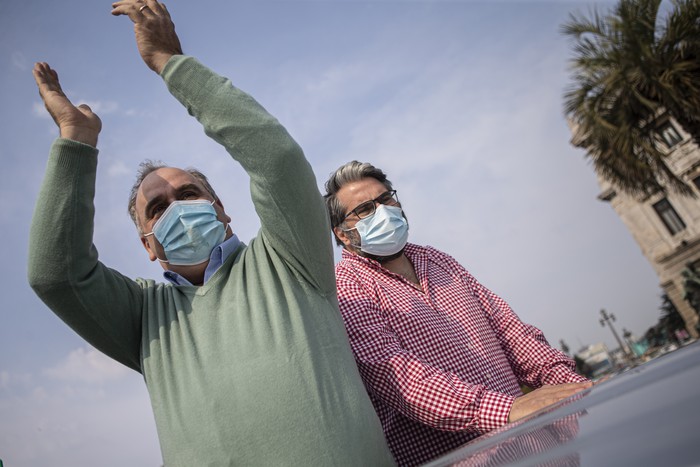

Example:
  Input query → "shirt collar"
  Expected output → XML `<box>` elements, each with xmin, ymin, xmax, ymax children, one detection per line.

<box><xmin>163</xmin><ymin>233</ymin><xmax>241</xmax><ymax>286</ymax></box>
<box><xmin>340</xmin><ymin>242</ymin><xmax>421</xmax><ymax>268</ymax></box>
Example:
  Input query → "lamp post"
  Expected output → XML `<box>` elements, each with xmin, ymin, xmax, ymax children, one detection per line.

<box><xmin>599</xmin><ymin>308</ymin><xmax>633</xmax><ymax>360</ymax></box>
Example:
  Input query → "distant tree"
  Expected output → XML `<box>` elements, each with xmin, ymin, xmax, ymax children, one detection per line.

<box><xmin>660</xmin><ymin>293</ymin><xmax>686</xmax><ymax>329</ymax></box>
<box><xmin>681</xmin><ymin>263</ymin><xmax>700</xmax><ymax>313</ymax></box>
<box><xmin>644</xmin><ymin>293</ymin><xmax>687</xmax><ymax>346</ymax></box>
<box><xmin>573</xmin><ymin>355</ymin><xmax>593</xmax><ymax>378</ymax></box>
<box><xmin>562</xmin><ymin>0</ymin><xmax>700</xmax><ymax>197</ymax></box>
<box><xmin>644</xmin><ymin>325</ymin><xmax>665</xmax><ymax>347</ymax></box>
<box><xmin>559</xmin><ymin>339</ymin><xmax>571</xmax><ymax>355</ymax></box>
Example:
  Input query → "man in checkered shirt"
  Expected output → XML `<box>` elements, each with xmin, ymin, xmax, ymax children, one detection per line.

<box><xmin>324</xmin><ymin>161</ymin><xmax>592</xmax><ymax>467</ymax></box>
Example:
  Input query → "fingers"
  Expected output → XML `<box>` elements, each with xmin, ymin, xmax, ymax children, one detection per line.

<box><xmin>33</xmin><ymin>61</ymin><xmax>51</xmax><ymax>83</ymax></box>
<box><xmin>509</xmin><ymin>382</ymin><xmax>592</xmax><ymax>423</ymax></box>
<box><xmin>75</xmin><ymin>104</ymin><xmax>101</xmax><ymax>125</ymax></box>
<box><xmin>544</xmin><ymin>382</ymin><xmax>591</xmax><ymax>395</ymax></box>
<box><xmin>594</xmin><ymin>375</ymin><xmax>611</xmax><ymax>385</ymax></box>
<box><xmin>540</xmin><ymin>382</ymin><xmax>592</xmax><ymax>401</ymax></box>
<box><xmin>111</xmin><ymin>0</ymin><xmax>167</xmax><ymax>21</ymax></box>
<box><xmin>522</xmin><ymin>383</ymin><xmax>590</xmax><ymax>406</ymax></box>
<box><xmin>111</xmin><ymin>0</ymin><xmax>147</xmax><ymax>22</ymax></box>
<box><xmin>33</xmin><ymin>62</ymin><xmax>65</xmax><ymax>99</ymax></box>
<box><xmin>143</xmin><ymin>0</ymin><xmax>166</xmax><ymax>16</ymax></box>
<box><xmin>160</xmin><ymin>3</ymin><xmax>172</xmax><ymax>20</ymax></box>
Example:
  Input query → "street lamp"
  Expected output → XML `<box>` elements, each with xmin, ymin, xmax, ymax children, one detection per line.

<box><xmin>599</xmin><ymin>308</ymin><xmax>633</xmax><ymax>360</ymax></box>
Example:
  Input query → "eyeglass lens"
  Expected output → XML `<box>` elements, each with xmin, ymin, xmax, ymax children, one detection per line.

<box><xmin>353</xmin><ymin>191</ymin><xmax>398</xmax><ymax>219</ymax></box>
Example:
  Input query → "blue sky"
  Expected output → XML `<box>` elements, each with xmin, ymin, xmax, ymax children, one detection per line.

<box><xmin>1</xmin><ymin>0</ymin><xmax>665</xmax><ymax>465</ymax></box>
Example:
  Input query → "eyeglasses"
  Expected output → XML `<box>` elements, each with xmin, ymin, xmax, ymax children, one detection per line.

<box><xmin>341</xmin><ymin>190</ymin><xmax>400</xmax><ymax>223</ymax></box>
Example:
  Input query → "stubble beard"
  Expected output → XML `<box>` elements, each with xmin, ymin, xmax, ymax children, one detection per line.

<box><xmin>345</xmin><ymin>228</ymin><xmax>405</xmax><ymax>263</ymax></box>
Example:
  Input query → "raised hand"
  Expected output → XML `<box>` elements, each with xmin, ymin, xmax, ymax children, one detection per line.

<box><xmin>111</xmin><ymin>0</ymin><xmax>183</xmax><ymax>74</ymax></box>
<box><xmin>33</xmin><ymin>62</ymin><xmax>102</xmax><ymax>147</ymax></box>
<box><xmin>508</xmin><ymin>381</ymin><xmax>593</xmax><ymax>423</ymax></box>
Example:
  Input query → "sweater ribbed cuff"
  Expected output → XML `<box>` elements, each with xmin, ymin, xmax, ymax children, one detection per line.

<box><xmin>49</xmin><ymin>138</ymin><xmax>98</xmax><ymax>174</ymax></box>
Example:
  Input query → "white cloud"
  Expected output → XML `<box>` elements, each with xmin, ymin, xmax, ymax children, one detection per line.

<box><xmin>107</xmin><ymin>160</ymin><xmax>131</xmax><ymax>178</ymax></box>
<box><xmin>0</xmin><ymin>367</ymin><xmax>161</xmax><ymax>467</ymax></box>
<box><xmin>31</xmin><ymin>386</ymin><xmax>49</xmax><ymax>401</ymax></box>
<box><xmin>32</xmin><ymin>101</ymin><xmax>51</xmax><ymax>119</ymax></box>
<box><xmin>0</xmin><ymin>371</ymin><xmax>33</xmax><ymax>391</ymax></box>
<box><xmin>75</xmin><ymin>99</ymin><xmax>119</xmax><ymax>115</ymax></box>
<box><xmin>12</xmin><ymin>51</ymin><xmax>28</xmax><ymax>71</ymax></box>
<box><xmin>31</xmin><ymin>99</ymin><xmax>119</xmax><ymax>121</ymax></box>
<box><xmin>44</xmin><ymin>346</ymin><xmax>129</xmax><ymax>385</ymax></box>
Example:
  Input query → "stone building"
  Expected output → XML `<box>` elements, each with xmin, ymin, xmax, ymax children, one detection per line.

<box><xmin>574</xmin><ymin>118</ymin><xmax>700</xmax><ymax>338</ymax></box>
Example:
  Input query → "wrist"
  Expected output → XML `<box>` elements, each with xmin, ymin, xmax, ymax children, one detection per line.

<box><xmin>152</xmin><ymin>52</ymin><xmax>176</xmax><ymax>75</ymax></box>
<box><xmin>60</xmin><ymin>126</ymin><xmax>99</xmax><ymax>148</ymax></box>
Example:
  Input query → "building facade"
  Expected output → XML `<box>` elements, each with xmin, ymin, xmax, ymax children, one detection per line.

<box><xmin>581</xmin><ymin>118</ymin><xmax>700</xmax><ymax>338</ymax></box>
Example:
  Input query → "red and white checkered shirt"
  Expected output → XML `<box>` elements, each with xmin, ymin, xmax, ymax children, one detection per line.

<box><xmin>335</xmin><ymin>243</ymin><xmax>587</xmax><ymax>467</ymax></box>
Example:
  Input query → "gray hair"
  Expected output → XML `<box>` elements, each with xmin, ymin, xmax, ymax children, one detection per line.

<box><xmin>324</xmin><ymin>161</ymin><xmax>393</xmax><ymax>246</ymax></box>
<box><xmin>127</xmin><ymin>160</ymin><xmax>219</xmax><ymax>234</ymax></box>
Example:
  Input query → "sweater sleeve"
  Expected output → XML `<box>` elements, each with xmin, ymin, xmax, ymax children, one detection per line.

<box><xmin>27</xmin><ymin>139</ymin><xmax>144</xmax><ymax>372</ymax></box>
<box><xmin>160</xmin><ymin>56</ymin><xmax>335</xmax><ymax>295</ymax></box>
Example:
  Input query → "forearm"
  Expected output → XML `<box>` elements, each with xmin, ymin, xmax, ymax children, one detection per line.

<box><xmin>161</xmin><ymin>56</ymin><xmax>306</xmax><ymax>179</ymax></box>
<box><xmin>28</xmin><ymin>138</ymin><xmax>100</xmax><ymax>287</ymax></box>
<box><xmin>161</xmin><ymin>56</ymin><xmax>335</xmax><ymax>291</ymax></box>
<box><xmin>539</xmin><ymin>359</ymin><xmax>589</xmax><ymax>384</ymax></box>
<box><xmin>466</xmin><ymin>275</ymin><xmax>588</xmax><ymax>386</ymax></box>
<box><xmin>28</xmin><ymin>139</ymin><xmax>143</xmax><ymax>371</ymax></box>
<box><xmin>359</xmin><ymin>352</ymin><xmax>514</xmax><ymax>434</ymax></box>
<box><xmin>499</xmin><ymin>317</ymin><xmax>588</xmax><ymax>386</ymax></box>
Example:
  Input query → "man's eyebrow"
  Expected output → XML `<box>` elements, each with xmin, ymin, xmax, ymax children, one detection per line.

<box><xmin>350</xmin><ymin>191</ymin><xmax>390</xmax><ymax>210</ymax></box>
<box><xmin>176</xmin><ymin>183</ymin><xmax>205</xmax><ymax>195</ymax></box>
<box><xmin>143</xmin><ymin>183</ymin><xmax>206</xmax><ymax>219</ymax></box>
<box><xmin>144</xmin><ymin>193</ymin><xmax>167</xmax><ymax>220</ymax></box>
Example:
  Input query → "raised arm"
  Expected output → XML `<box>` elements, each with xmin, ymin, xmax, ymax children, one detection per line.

<box><xmin>112</xmin><ymin>0</ymin><xmax>336</xmax><ymax>294</ymax></box>
<box><xmin>28</xmin><ymin>64</ymin><xmax>144</xmax><ymax>371</ymax></box>
<box><xmin>111</xmin><ymin>0</ymin><xmax>182</xmax><ymax>74</ymax></box>
<box><xmin>32</xmin><ymin>62</ymin><xmax>102</xmax><ymax>146</ymax></box>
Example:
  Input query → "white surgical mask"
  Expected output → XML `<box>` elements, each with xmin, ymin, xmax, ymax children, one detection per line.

<box><xmin>144</xmin><ymin>199</ymin><xmax>225</xmax><ymax>266</ymax></box>
<box><xmin>347</xmin><ymin>204</ymin><xmax>409</xmax><ymax>256</ymax></box>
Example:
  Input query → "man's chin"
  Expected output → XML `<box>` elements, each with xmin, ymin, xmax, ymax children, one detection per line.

<box><xmin>357</xmin><ymin>247</ymin><xmax>405</xmax><ymax>263</ymax></box>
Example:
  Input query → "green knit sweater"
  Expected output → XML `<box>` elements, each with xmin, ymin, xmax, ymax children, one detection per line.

<box><xmin>28</xmin><ymin>56</ymin><xmax>393</xmax><ymax>466</ymax></box>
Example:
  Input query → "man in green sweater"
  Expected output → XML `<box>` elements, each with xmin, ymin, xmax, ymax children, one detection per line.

<box><xmin>27</xmin><ymin>0</ymin><xmax>393</xmax><ymax>465</ymax></box>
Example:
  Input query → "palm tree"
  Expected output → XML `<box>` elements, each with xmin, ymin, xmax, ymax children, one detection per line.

<box><xmin>660</xmin><ymin>292</ymin><xmax>687</xmax><ymax>331</ymax></box>
<box><xmin>681</xmin><ymin>263</ymin><xmax>700</xmax><ymax>313</ymax></box>
<box><xmin>562</xmin><ymin>0</ymin><xmax>700</xmax><ymax>197</ymax></box>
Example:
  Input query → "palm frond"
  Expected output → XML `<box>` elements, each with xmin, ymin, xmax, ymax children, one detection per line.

<box><xmin>562</xmin><ymin>0</ymin><xmax>700</xmax><ymax>197</ymax></box>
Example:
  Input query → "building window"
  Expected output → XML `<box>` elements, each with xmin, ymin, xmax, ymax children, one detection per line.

<box><xmin>658</xmin><ymin>122</ymin><xmax>683</xmax><ymax>148</ymax></box>
<box><xmin>652</xmin><ymin>198</ymin><xmax>686</xmax><ymax>235</ymax></box>
<box><xmin>692</xmin><ymin>175</ymin><xmax>700</xmax><ymax>192</ymax></box>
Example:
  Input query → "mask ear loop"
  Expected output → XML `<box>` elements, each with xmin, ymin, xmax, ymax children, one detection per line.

<box><xmin>341</xmin><ymin>205</ymin><xmax>409</xmax><ymax>255</ymax></box>
<box><xmin>210</xmin><ymin>197</ymin><xmax>233</xmax><ymax>239</ymax></box>
<box><xmin>142</xmin><ymin>198</ymin><xmax>226</xmax><ymax>266</ymax></box>
<box><xmin>338</xmin><ymin>224</ymin><xmax>363</xmax><ymax>250</ymax></box>
<box><xmin>142</xmin><ymin>231</ymin><xmax>170</xmax><ymax>264</ymax></box>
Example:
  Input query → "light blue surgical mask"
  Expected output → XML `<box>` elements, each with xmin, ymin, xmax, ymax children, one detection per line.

<box><xmin>144</xmin><ymin>199</ymin><xmax>226</xmax><ymax>266</ymax></box>
<box><xmin>347</xmin><ymin>204</ymin><xmax>409</xmax><ymax>256</ymax></box>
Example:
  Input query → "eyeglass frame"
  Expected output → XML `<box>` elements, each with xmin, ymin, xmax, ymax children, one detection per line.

<box><xmin>340</xmin><ymin>190</ymin><xmax>400</xmax><ymax>224</ymax></box>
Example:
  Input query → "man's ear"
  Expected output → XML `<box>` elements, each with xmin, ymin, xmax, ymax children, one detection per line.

<box><xmin>333</xmin><ymin>226</ymin><xmax>352</xmax><ymax>249</ymax></box>
<box><xmin>214</xmin><ymin>197</ymin><xmax>232</xmax><ymax>225</ymax></box>
<box><xmin>140</xmin><ymin>235</ymin><xmax>158</xmax><ymax>262</ymax></box>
